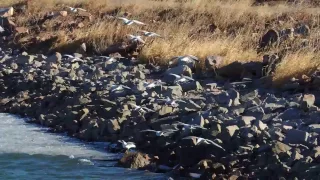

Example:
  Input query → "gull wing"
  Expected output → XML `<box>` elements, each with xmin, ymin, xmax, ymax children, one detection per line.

<box><xmin>132</xmin><ymin>20</ymin><xmax>146</xmax><ymax>25</ymax></box>
<box><xmin>168</xmin><ymin>73</ymin><xmax>181</xmax><ymax>78</ymax></box>
<box><xmin>63</xmin><ymin>54</ymin><xmax>75</xmax><ymax>58</ymax></box>
<box><xmin>118</xmin><ymin>17</ymin><xmax>129</xmax><ymax>23</ymax></box>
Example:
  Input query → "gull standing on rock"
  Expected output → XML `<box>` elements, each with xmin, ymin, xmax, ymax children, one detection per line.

<box><xmin>127</xmin><ymin>34</ymin><xmax>145</xmax><ymax>44</ymax></box>
<box><xmin>99</xmin><ymin>56</ymin><xmax>117</xmax><ymax>64</ymax></box>
<box><xmin>169</xmin><ymin>73</ymin><xmax>195</xmax><ymax>84</ymax></box>
<box><xmin>117</xmin><ymin>17</ymin><xmax>146</xmax><ymax>26</ymax></box>
<box><xmin>169</xmin><ymin>55</ymin><xmax>199</xmax><ymax>65</ymax></box>
<box><xmin>139</xmin><ymin>30</ymin><xmax>161</xmax><ymax>37</ymax></box>
<box><xmin>118</xmin><ymin>140</ymin><xmax>136</xmax><ymax>150</ymax></box>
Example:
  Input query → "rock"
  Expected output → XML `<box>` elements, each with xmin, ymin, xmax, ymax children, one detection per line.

<box><xmin>219</xmin><ymin>125</ymin><xmax>239</xmax><ymax>141</ymax></box>
<box><xmin>17</xmin><ymin>55</ymin><xmax>34</xmax><ymax>65</ymax></box>
<box><xmin>272</xmin><ymin>141</ymin><xmax>292</xmax><ymax>156</ymax></box>
<box><xmin>238</xmin><ymin>116</ymin><xmax>256</xmax><ymax>127</ymax></box>
<box><xmin>118</xmin><ymin>152</ymin><xmax>151</xmax><ymax>169</ymax></box>
<box><xmin>284</xmin><ymin>129</ymin><xmax>309</xmax><ymax>145</ymax></box>
<box><xmin>295</xmin><ymin>24</ymin><xmax>310</xmax><ymax>36</ymax></box>
<box><xmin>259</xmin><ymin>29</ymin><xmax>279</xmax><ymax>51</ymax></box>
<box><xmin>15</xmin><ymin>27</ymin><xmax>29</xmax><ymax>34</ymax></box>
<box><xmin>301</xmin><ymin>94</ymin><xmax>315</xmax><ymax>111</ymax></box>
<box><xmin>106</xmin><ymin>118</ymin><xmax>120</xmax><ymax>134</ymax></box>
<box><xmin>164</xmin><ymin>65</ymin><xmax>192</xmax><ymax>77</ymax></box>
<box><xmin>277</xmin><ymin>108</ymin><xmax>301</xmax><ymax>120</ymax></box>
<box><xmin>158</xmin><ymin>106</ymin><xmax>173</xmax><ymax>116</ymax></box>
<box><xmin>59</xmin><ymin>11</ymin><xmax>68</xmax><ymax>17</ymax></box>
<box><xmin>135</xmin><ymin>71</ymin><xmax>145</xmax><ymax>80</ymax></box>
<box><xmin>179</xmin><ymin>81</ymin><xmax>202</xmax><ymax>92</ymax></box>
<box><xmin>47</xmin><ymin>52</ymin><xmax>62</xmax><ymax>64</ymax></box>
<box><xmin>205</xmin><ymin>55</ymin><xmax>223</xmax><ymax>71</ymax></box>
<box><xmin>216</xmin><ymin>91</ymin><xmax>232</xmax><ymax>107</ymax></box>
<box><xmin>163</xmin><ymin>86</ymin><xmax>183</xmax><ymax>98</ymax></box>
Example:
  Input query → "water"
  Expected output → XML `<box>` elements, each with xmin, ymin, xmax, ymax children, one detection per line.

<box><xmin>0</xmin><ymin>113</ymin><xmax>165</xmax><ymax>180</ymax></box>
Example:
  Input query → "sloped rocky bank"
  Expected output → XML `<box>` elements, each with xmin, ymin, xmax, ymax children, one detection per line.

<box><xmin>1</xmin><ymin>47</ymin><xmax>320</xmax><ymax>179</ymax></box>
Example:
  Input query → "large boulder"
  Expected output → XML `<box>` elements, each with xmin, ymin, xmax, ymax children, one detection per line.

<box><xmin>118</xmin><ymin>152</ymin><xmax>151</xmax><ymax>169</ymax></box>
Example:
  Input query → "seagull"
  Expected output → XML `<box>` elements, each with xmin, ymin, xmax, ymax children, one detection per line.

<box><xmin>127</xmin><ymin>34</ymin><xmax>145</xmax><ymax>44</ymax></box>
<box><xmin>169</xmin><ymin>55</ymin><xmax>199</xmax><ymax>65</ymax></box>
<box><xmin>157</xmin><ymin>97</ymin><xmax>186</xmax><ymax>107</ymax></box>
<box><xmin>128</xmin><ymin>103</ymin><xmax>154</xmax><ymax>113</ymax></box>
<box><xmin>143</xmin><ymin>80</ymin><xmax>165</xmax><ymax>89</ymax></box>
<box><xmin>62</xmin><ymin>54</ymin><xmax>84</xmax><ymax>62</ymax></box>
<box><xmin>117</xmin><ymin>17</ymin><xmax>146</xmax><ymax>26</ymax></box>
<box><xmin>139</xmin><ymin>30</ymin><xmax>161</xmax><ymax>37</ymax></box>
<box><xmin>110</xmin><ymin>85</ymin><xmax>131</xmax><ymax>92</ymax></box>
<box><xmin>118</xmin><ymin>140</ymin><xmax>136</xmax><ymax>150</ymax></box>
<box><xmin>66</xmin><ymin>6</ymin><xmax>87</xmax><ymax>13</ymax></box>
<box><xmin>0</xmin><ymin>26</ymin><xmax>4</xmax><ymax>33</ymax></box>
<box><xmin>100</xmin><ymin>56</ymin><xmax>117</xmax><ymax>63</ymax></box>
<box><xmin>168</xmin><ymin>73</ymin><xmax>195</xmax><ymax>84</ymax></box>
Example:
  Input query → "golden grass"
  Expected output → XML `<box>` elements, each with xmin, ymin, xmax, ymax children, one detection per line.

<box><xmin>1</xmin><ymin>0</ymin><xmax>320</xmax><ymax>85</ymax></box>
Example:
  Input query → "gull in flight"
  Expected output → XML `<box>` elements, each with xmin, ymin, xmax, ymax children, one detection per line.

<box><xmin>66</xmin><ymin>6</ymin><xmax>87</xmax><ymax>13</ymax></box>
<box><xmin>62</xmin><ymin>54</ymin><xmax>84</xmax><ymax>62</ymax></box>
<box><xmin>169</xmin><ymin>55</ymin><xmax>199</xmax><ymax>65</ymax></box>
<box><xmin>168</xmin><ymin>73</ymin><xmax>195</xmax><ymax>84</ymax></box>
<box><xmin>139</xmin><ymin>30</ymin><xmax>161</xmax><ymax>37</ymax></box>
<box><xmin>110</xmin><ymin>85</ymin><xmax>131</xmax><ymax>92</ymax></box>
<box><xmin>118</xmin><ymin>140</ymin><xmax>136</xmax><ymax>150</ymax></box>
<box><xmin>157</xmin><ymin>97</ymin><xmax>186</xmax><ymax>107</ymax></box>
<box><xmin>143</xmin><ymin>80</ymin><xmax>165</xmax><ymax>89</ymax></box>
<box><xmin>117</xmin><ymin>17</ymin><xmax>146</xmax><ymax>26</ymax></box>
<box><xmin>127</xmin><ymin>34</ymin><xmax>145</xmax><ymax>44</ymax></box>
<box><xmin>128</xmin><ymin>103</ymin><xmax>154</xmax><ymax>113</ymax></box>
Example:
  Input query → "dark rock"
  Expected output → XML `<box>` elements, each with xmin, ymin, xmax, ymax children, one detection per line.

<box><xmin>118</xmin><ymin>152</ymin><xmax>151</xmax><ymax>169</ymax></box>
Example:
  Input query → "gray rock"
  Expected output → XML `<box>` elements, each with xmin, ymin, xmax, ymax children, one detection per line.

<box><xmin>17</xmin><ymin>55</ymin><xmax>34</xmax><ymax>65</ymax></box>
<box><xmin>284</xmin><ymin>129</ymin><xmax>309</xmax><ymax>144</ymax></box>
<box><xmin>179</xmin><ymin>81</ymin><xmax>202</xmax><ymax>92</ymax></box>
<box><xmin>47</xmin><ymin>52</ymin><xmax>62</xmax><ymax>64</ymax></box>
<box><xmin>163</xmin><ymin>86</ymin><xmax>183</xmax><ymax>98</ymax></box>
<box><xmin>278</xmin><ymin>108</ymin><xmax>301</xmax><ymax>120</ymax></box>
<box><xmin>238</xmin><ymin>116</ymin><xmax>256</xmax><ymax>127</ymax></box>
<box><xmin>135</xmin><ymin>71</ymin><xmax>145</xmax><ymax>80</ymax></box>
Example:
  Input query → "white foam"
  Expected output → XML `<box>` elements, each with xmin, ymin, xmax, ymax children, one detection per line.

<box><xmin>0</xmin><ymin>113</ymin><xmax>113</xmax><ymax>159</ymax></box>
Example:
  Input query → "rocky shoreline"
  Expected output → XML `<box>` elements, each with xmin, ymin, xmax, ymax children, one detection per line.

<box><xmin>1</xmin><ymin>46</ymin><xmax>320</xmax><ymax>179</ymax></box>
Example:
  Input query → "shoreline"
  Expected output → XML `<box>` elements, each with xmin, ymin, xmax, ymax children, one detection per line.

<box><xmin>0</xmin><ymin>0</ymin><xmax>320</xmax><ymax>179</ymax></box>
<box><xmin>0</xmin><ymin>48</ymin><xmax>320</xmax><ymax>179</ymax></box>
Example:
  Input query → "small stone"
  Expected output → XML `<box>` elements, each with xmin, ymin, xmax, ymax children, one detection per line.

<box><xmin>60</xmin><ymin>11</ymin><xmax>68</xmax><ymax>17</ymax></box>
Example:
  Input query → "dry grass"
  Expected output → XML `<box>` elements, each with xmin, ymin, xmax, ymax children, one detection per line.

<box><xmin>1</xmin><ymin>0</ymin><xmax>320</xmax><ymax>85</ymax></box>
